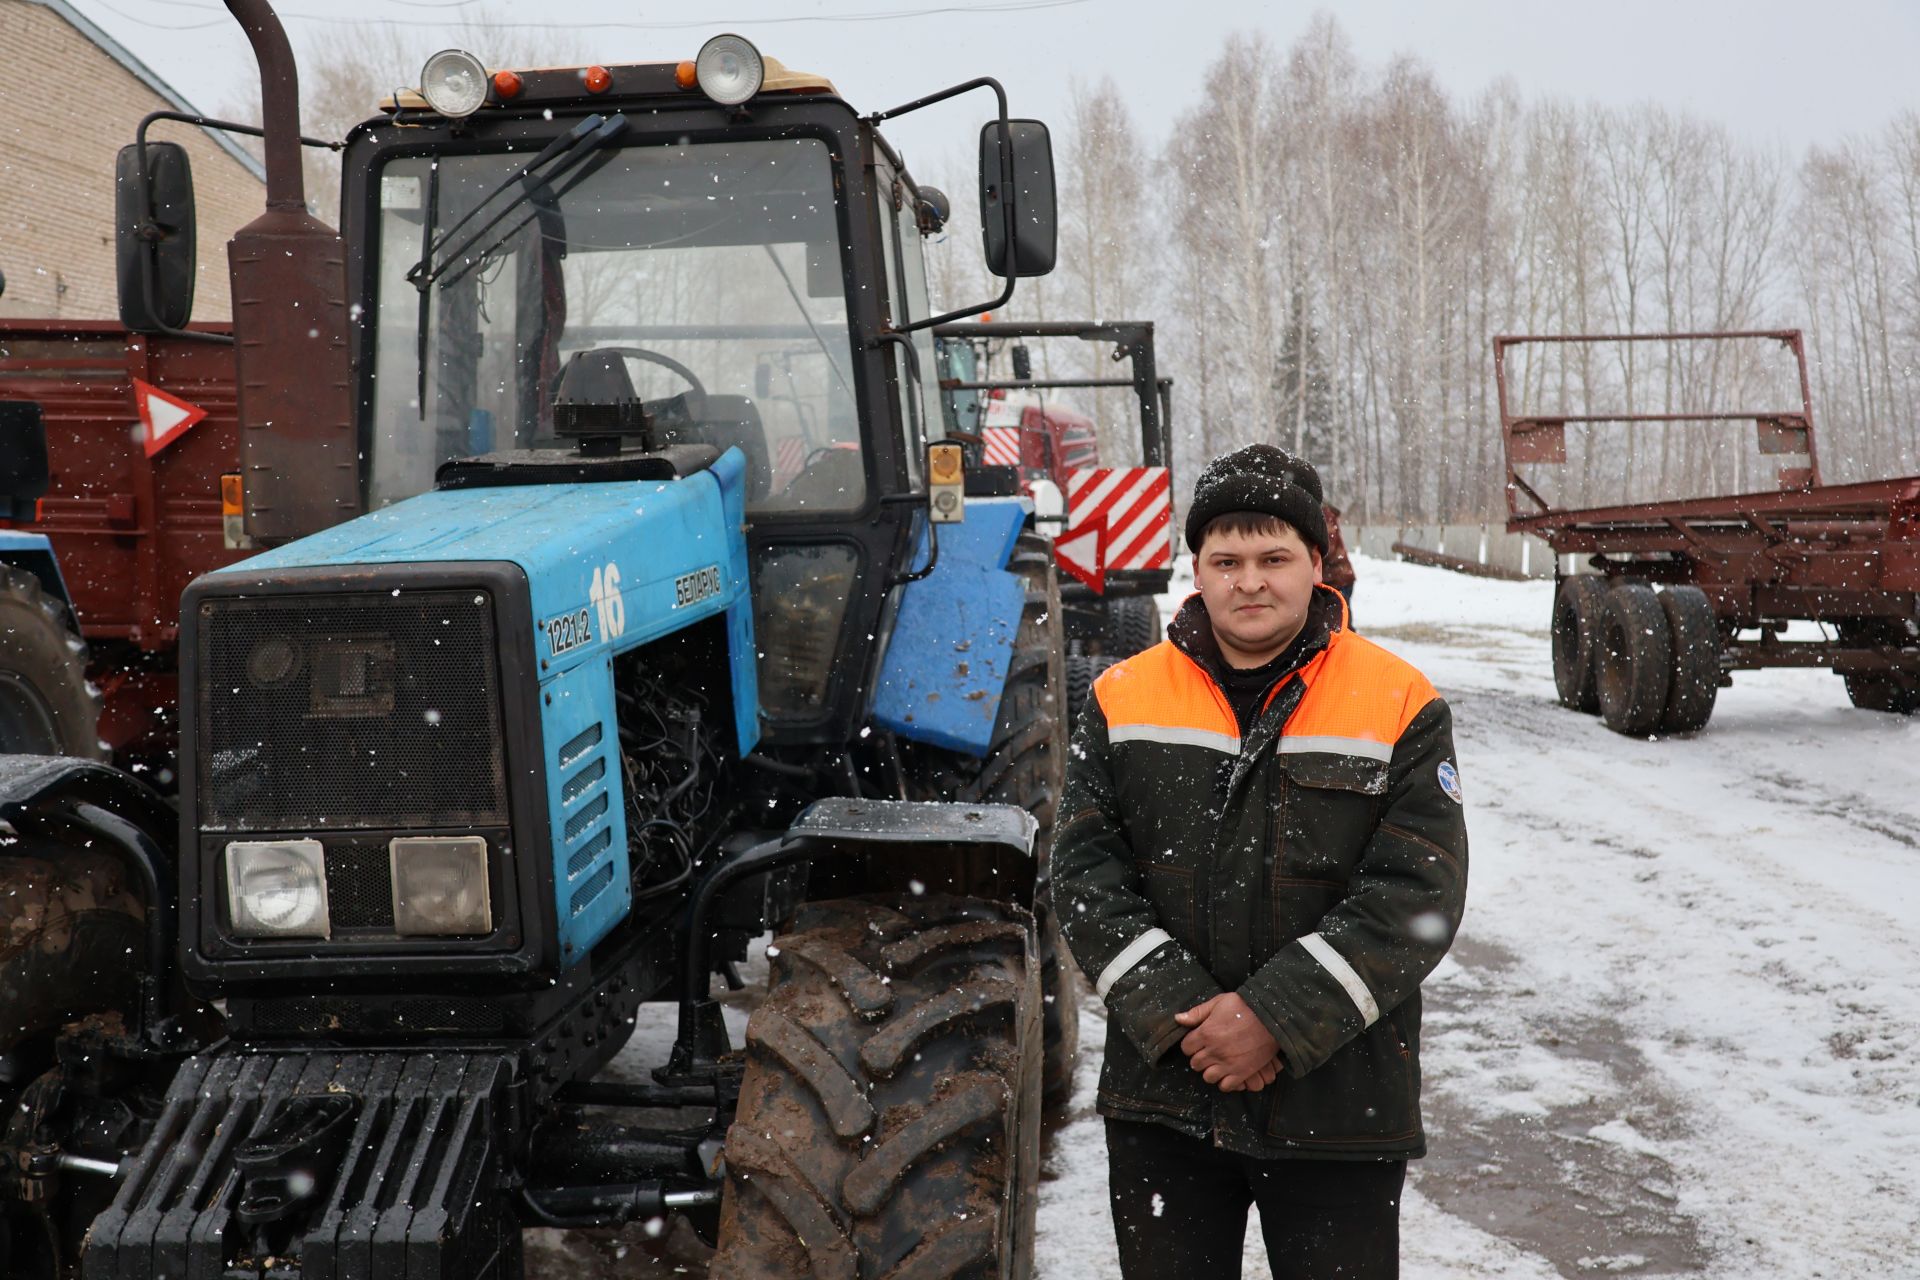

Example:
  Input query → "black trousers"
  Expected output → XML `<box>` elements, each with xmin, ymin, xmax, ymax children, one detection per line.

<box><xmin>1105</xmin><ymin>1118</ymin><xmax>1406</xmax><ymax>1279</ymax></box>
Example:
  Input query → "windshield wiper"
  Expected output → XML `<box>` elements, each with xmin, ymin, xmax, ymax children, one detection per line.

<box><xmin>408</xmin><ymin>113</ymin><xmax>629</xmax><ymax>418</ymax></box>
<box><xmin>407</xmin><ymin>112</ymin><xmax>629</xmax><ymax>292</ymax></box>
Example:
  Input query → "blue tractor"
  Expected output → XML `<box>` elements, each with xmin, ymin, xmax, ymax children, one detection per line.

<box><xmin>0</xmin><ymin>4</ymin><xmax>1073</xmax><ymax>1276</ymax></box>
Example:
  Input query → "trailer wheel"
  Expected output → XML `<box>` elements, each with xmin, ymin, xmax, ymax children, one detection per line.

<box><xmin>1843</xmin><ymin>673</ymin><xmax>1920</xmax><ymax>715</ymax></box>
<box><xmin>1551</xmin><ymin>576</ymin><xmax>1606</xmax><ymax>713</ymax></box>
<box><xmin>712</xmin><ymin>893</ymin><xmax>1042</xmax><ymax>1280</ymax></box>
<box><xmin>902</xmin><ymin>534</ymin><xmax>1078</xmax><ymax>1108</ymax></box>
<box><xmin>1596</xmin><ymin>584</ymin><xmax>1673</xmax><ymax>737</ymax></box>
<box><xmin>1658</xmin><ymin>587</ymin><xmax>1721</xmax><ymax>733</ymax></box>
<box><xmin>0</xmin><ymin>568</ymin><xmax>104</xmax><ymax>758</ymax></box>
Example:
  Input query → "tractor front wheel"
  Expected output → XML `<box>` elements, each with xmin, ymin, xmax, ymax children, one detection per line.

<box><xmin>711</xmin><ymin>893</ymin><xmax>1043</xmax><ymax>1280</ymax></box>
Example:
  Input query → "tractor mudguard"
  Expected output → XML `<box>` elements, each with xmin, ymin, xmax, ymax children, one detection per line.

<box><xmin>0</xmin><ymin>755</ymin><xmax>176</xmax><ymax>855</ymax></box>
<box><xmin>873</xmin><ymin>496</ymin><xmax>1031</xmax><ymax>756</ymax></box>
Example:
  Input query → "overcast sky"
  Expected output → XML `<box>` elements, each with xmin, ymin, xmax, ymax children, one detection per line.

<box><xmin>67</xmin><ymin>0</ymin><xmax>1919</xmax><ymax>172</ymax></box>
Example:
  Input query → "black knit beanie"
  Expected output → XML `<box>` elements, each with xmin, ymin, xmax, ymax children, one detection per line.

<box><xmin>1184</xmin><ymin>443</ymin><xmax>1329</xmax><ymax>556</ymax></box>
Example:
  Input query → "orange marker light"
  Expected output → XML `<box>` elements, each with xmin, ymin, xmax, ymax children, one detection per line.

<box><xmin>220</xmin><ymin>473</ymin><xmax>245</xmax><ymax>517</ymax></box>
<box><xmin>492</xmin><ymin>69</ymin><xmax>523</xmax><ymax>100</ymax></box>
<box><xmin>675</xmin><ymin>61</ymin><xmax>697</xmax><ymax>89</ymax></box>
<box><xmin>582</xmin><ymin>65</ymin><xmax>612</xmax><ymax>93</ymax></box>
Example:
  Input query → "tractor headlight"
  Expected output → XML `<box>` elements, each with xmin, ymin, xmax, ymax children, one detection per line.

<box><xmin>226</xmin><ymin>840</ymin><xmax>330</xmax><ymax>938</ymax></box>
<box><xmin>390</xmin><ymin>836</ymin><xmax>492</xmax><ymax>936</ymax></box>
<box><xmin>420</xmin><ymin>48</ymin><xmax>490</xmax><ymax>118</ymax></box>
<box><xmin>695</xmin><ymin>34</ymin><xmax>763</xmax><ymax>106</ymax></box>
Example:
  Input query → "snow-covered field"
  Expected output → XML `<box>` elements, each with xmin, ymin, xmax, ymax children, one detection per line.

<box><xmin>539</xmin><ymin>551</ymin><xmax>1920</xmax><ymax>1278</ymax></box>
<box><xmin>1034</xmin><ymin>553</ymin><xmax>1920</xmax><ymax>1278</ymax></box>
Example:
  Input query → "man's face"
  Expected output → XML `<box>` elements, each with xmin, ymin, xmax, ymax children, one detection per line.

<box><xmin>1194</xmin><ymin>521</ymin><xmax>1324</xmax><ymax>667</ymax></box>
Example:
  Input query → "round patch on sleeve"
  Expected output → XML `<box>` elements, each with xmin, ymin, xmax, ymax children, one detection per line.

<box><xmin>1437</xmin><ymin>760</ymin><xmax>1463</xmax><ymax>804</ymax></box>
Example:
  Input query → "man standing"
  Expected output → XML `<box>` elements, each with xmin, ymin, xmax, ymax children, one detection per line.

<box><xmin>1054</xmin><ymin>443</ymin><xmax>1467</xmax><ymax>1279</ymax></box>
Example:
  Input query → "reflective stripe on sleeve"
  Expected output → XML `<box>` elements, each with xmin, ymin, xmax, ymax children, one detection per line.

<box><xmin>1277</xmin><ymin>735</ymin><xmax>1393</xmax><ymax>763</ymax></box>
<box><xmin>1095</xmin><ymin>927</ymin><xmax>1174</xmax><ymax>1000</ymax></box>
<box><xmin>1299</xmin><ymin>932</ymin><xmax>1380</xmax><ymax>1026</ymax></box>
<box><xmin>1108</xmin><ymin>724</ymin><xmax>1241</xmax><ymax>754</ymax></box>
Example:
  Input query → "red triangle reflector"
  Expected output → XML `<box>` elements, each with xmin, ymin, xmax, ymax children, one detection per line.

<box><xmin>135</xmin><ymin>378</ymin><xmax>207</xmax><ymax>458</ymax></box>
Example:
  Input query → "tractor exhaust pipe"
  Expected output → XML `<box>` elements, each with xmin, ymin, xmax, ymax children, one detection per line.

<box><xmin>221</xmin><ymin>0</ymin><xmax>361</xmax><ymax>542</ymax></box>
<box><xmin>223</xmin><ymin>0</ymin><xmax>306</xmax><ymax>212</ymax></box>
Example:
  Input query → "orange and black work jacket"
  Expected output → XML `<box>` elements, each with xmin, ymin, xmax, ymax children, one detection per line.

<box><xmin>1054</xmin><ymin>586</ymin><xmax>1467</xmax><ymax>1160</ymax></box>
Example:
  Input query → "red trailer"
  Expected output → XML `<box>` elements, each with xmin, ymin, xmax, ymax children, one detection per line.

<box><xmin>1497</xmin><ymin>329</ymin><xmax>1920</xmax><ymax>735</ymax></box>
<box><xmin>0</xmin><ymin>320</ymin><xmax>247</xmax><ymax>776</ymax></box>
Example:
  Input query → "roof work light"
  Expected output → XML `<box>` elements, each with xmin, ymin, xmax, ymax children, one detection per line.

<box><xmin>695</xmin><ymin>34</ymin><xmax>764</xmax><ymax>106</ymax></box>
<box><xmin>420</xmin><ymin>48</ymin><xmax>489</xmax><ymax>117</ymax></box>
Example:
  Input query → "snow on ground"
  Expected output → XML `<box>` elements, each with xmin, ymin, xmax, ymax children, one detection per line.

<box><xmin>1036</xmin><ymin>553</ymin><xmax>1920</xmax><ymax>1278</ymax></box>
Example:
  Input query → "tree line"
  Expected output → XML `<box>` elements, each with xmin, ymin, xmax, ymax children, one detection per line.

<box><xmin>932</xmin><ymin>16</ymin><xmax>1920</xmax><ymax>524</ymax></box>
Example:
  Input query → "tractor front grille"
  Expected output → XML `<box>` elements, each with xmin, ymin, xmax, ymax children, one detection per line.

<box><xmin>194</xmin><ymin>589</ymin><xmax>508</xmax><ymax>832</ymax></box>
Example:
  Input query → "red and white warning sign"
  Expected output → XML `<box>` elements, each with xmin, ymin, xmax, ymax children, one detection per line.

<box><xmin>1054</xmin><ymin>513</ymin><xmax>1105</xmax><ymax>594</ymax></box>
<box><xmin>1065</xmin><ymin>467</ymin><xmax>1173</xmax><ymax>572</ymax></box>
<box><xmin>134</xmin><ymin>378</ymin><xmax>207</xmax><ymax>458</ymax></box>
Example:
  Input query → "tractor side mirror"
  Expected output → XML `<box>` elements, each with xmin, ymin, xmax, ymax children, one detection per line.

<box><xmin>0</xmin><ymin>401</ymin><xmax>51</xmax><ymax>523</ymax></box>
<box><xmin>979</xmin><ymin>119</ymin><xmax>1055</xmax><ymax>279</ymax></box>
<box><xmin>115</xmin><ymin>140</ymin><xmax>198</xmax><ymax>332</ymax></box>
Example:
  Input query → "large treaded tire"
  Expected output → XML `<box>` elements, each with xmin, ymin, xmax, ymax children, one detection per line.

<box><xmin>1658</xmin><ymin>587</ymin><xmax>1721</xmax><ymax>733</ymax></box>
<box><xmin>1597</xmin><ymin>583</ymin><xmax>1673</xmax><ymax>737</ymax></box>
<box><xmin>1064</xmin><ymin>654</ymin><xmax>1118</xmax><ymax>737</ymax></box>
<box><xmin>1100</xmin><ymin>595</ymin><xmax>1160</xmax><ymax>660</ymax></box>
<box><xmin>712</xmin><ymin>894</ymin><xmax>1043</xmax><ymax>1280</ymax></box>
<box><xmin>0</xmin><ymin>567</ymin><xmax>103</xmax><ymax>758</ymax></box>
<box><xmin>0</xmin><ymin>841</ymin><xmax>145</xmax><ymax>1054</ymax></box>
<box><xmin>902</xmin><ymin>534</ymin><xmax>1078</xmax><ymax>1108</ymax></box>
<box><xmin>1551</xmin><ymin>576</ymin><xmax>1606</xmax><ymax>714</ymax></box>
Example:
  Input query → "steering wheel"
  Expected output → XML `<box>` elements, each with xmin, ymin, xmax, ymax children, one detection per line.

<box><xmin>576</xmin><ymin>346</ymin><xmax>708</xmax><ymax>418</ymax></box>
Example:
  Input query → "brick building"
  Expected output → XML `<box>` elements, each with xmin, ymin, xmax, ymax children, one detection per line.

<box><xmin>0</xmin><ymin>0</ymin><xmax>266</xmax><ymax>322</ymax></box>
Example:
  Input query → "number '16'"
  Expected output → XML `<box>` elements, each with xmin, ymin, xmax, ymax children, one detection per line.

<box><xmin>589</xmin><ymin>562</ymin><xmax>625</xmax><ymax>640</ymax></box>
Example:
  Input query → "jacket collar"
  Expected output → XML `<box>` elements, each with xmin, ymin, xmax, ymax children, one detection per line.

<box><xmin>1167</xmin><ymin>583</ymin><xmax>1346</xmax><ymax>695</ymax></box>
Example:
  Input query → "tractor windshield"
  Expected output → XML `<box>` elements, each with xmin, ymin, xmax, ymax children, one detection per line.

<box><xmin>366</xmin><ymin>136</ymin><xmax>861</xmax><ymax>514</ymax></box>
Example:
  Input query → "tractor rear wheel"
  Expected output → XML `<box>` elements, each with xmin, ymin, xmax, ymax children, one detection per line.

<box><xmin>902</xmin><ymin>534</ymin><xmax>1078</xmax><ymax>1108</ymax></box>
<box><xmin>0</xmin><ymin>568</ymin><xmax>103</xmax><ymax>758</ymax></box>
<box><xmin>1658</xmin><ymin>587</ymin><xmax>1721</xmax><ymax>733</ymax></box>
<box><xmin>711</xmin><ymin>893</ymin><xmax>1043</xmax><ymax>1280</ymax></box>
<box><xmin>1597</xmin><ymin>583</ymin><xmax>1673</xmax><ymax>737</ymax></box>
<box><xmin>1551</xmin><ymin>576</ymin><xmax>1606</xmax><ymax>713</ymax></box>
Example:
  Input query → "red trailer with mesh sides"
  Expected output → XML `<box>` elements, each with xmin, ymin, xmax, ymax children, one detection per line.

<box><xmin>0</xmin><ymin>319</ymin><xmax>249</xmax><ymax>778</ymax></box>
<box><xmin>1498</xmin><ymin>328</ymin><xmax>1920</xmax><ymax>736</ymax></box>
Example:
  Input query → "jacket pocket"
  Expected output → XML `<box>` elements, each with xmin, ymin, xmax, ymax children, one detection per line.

<box><xmin>1263</xmin><ymin>1015</ymin><xmax>1418</xmax><ymax>1148</ymax></box>
<box><xmin>1135</xmin><ymin>861</ymin><xmax>1197</xmax><ymax>945</ymax></box>
<box><xmin>1273</xmin><ymin>752</ymin><xmax>1386</xmax><ymax>883</ymax></box>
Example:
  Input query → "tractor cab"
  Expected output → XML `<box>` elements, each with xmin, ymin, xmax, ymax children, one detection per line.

<box><xmin>349</xmin><ymin>41</ymin><xmax>1054</xmax><ymax>743</ymax></box>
